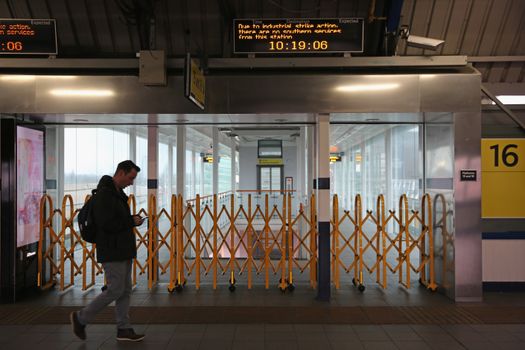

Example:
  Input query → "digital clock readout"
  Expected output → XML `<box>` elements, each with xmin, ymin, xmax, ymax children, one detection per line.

<box><xmin>1</xmin><ymin>41</ymin><xmax>23</xmax><ymax>51</ymax></box>
<box><xmin>234</xmin><ymin>18</ymin><xmax>363</xmax><ymax>54</ymax></box>
<box><xmin>269</xmin><ymin>40</ymin><xmax>328</xmax><ymax>51</ymax></box>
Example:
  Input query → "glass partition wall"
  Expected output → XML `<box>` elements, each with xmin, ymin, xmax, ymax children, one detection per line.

<box><xmin>330</xmin><ymin>123</ymin><xmax>423</xmax><ymax>212</ymax></box>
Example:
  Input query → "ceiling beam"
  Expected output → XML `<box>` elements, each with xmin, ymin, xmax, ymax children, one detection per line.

<box><xmin>468</xmin><ymin>56</ymin><xmax>525</xmax><ymax>63</ymax></box>
<box><xmin>0</xmin><ymin>55</ymin><xmax>470</xmax><ymax>70</ymax></box>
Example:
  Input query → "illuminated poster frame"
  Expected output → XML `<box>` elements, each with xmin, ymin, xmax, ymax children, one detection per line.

<box><xmin>16</xmin><ymin>126</ymin><xmax>45</xmax><ymax>247</ymax></box>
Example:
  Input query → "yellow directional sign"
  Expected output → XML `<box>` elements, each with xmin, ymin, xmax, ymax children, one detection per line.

<box><xmin>184</xmin><ymin>54</ymin><xmax>205</xmax><ymax>110</ymax></box>
<box><xmin>258</xmin><ymin>158</ymin><xmax>283</xmax><ymax>165</ymax></box>
<box><xmin>481</xmin><ymin>139</ymin><xmax>525</xmax><ymax>218</ymax></box>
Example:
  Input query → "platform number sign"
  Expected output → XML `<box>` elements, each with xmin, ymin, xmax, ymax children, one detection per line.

<box><xmin>481</xmin><ymin>139</ymin><xmax>525</xmax><ymax>218</ymax></box>
<box><xmin>489</xmin><ymin>144</ymin><xmax>519</xmax><ymax>167</ymax></box>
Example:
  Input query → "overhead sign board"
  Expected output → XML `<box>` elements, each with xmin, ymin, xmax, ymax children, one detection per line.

<box><xmin>258</xmin><ymin>158</ymin><xmax>283</xmax><ymax>165</ymax></box>
<box><xmin>0</xmin><ymin>19</ymin><xmax>57</xmax><ymax>55</ymax></box>
<box><xmin>184</xmin><ymin>54</ymin><xmax>206</xmax><ymax>110</ymax></box>
<box><xmin>233</xmin><ymin>18</ymin><xmax>364</xmax><ymax>54</ymax></box>
<box><xmin>481</xmin><ymin>138</ymin><xmax>525</xmax><ymax>218</ymax></box>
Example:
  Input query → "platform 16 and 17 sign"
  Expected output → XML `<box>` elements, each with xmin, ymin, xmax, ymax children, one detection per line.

<box><xmin>481</xmin><ymin>139</ymin><xmax>525</xmax><ymax>218</ymax></box>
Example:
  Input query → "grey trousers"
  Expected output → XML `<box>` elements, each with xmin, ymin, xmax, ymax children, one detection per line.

<box><xmin>78</xmin><ymin>259</ymin><xmax>132</xmax><ymax>330</ymax></box>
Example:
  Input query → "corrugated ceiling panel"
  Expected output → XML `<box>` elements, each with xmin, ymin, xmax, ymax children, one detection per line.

<box><xmin>506</xmin><ymin>63</ymin><xmax>523</xmax><ymax>84</ymax></box>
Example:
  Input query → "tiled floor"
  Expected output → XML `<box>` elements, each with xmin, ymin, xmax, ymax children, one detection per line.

<box><xmin>2</xmin><ymin>282</ymin><xmax>525</xmax><ymax>349</ymax></box>
<box><xmin>1</xmin><ymin>323</ymin><xmax>525</xmax><ymax>349</ymax></box>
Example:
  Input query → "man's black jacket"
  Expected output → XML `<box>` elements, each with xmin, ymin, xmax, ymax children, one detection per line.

<box><xmin>92</xmin><ymin>175</ymin><xmax>136</xmax><ymax>263</ymax></box>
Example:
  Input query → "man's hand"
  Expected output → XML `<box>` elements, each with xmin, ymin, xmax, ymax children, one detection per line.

<box><xmin>132</xmin><ymin>215</ymin><xmax>146</xmax><ymax>226</ymax></box>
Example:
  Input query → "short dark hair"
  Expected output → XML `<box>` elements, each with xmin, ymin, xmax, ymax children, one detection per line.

<box><xmin>115</xmin><ymin>160</ymin><xmax>140</xmax><ymax>175</ymax></box>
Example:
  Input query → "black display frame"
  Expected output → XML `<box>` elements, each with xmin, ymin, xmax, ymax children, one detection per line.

<box><xmin>0</xmin><ymin>18</ymin><xmax>57</xmax><ymax>55</ymax></box>
<box><xmin>0</xmin><ymin>120</ymin><xmax>46</xmax><ymax>302</ymax></box>
<box><xmin>233</xmin><ymin>18</ymin><xmax>364</xmax><ymax>54</ymax></box>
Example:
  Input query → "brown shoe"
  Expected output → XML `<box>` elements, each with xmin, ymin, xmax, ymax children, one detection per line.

<box><xmin>116</xmin><ymin>328</ymin><xmax>145</xmax><ymax>342</ymax></box>
<box><xmin>69</xmin><ymin>311</ymin><xmax>86</xmax><ymax>340</ymax></box>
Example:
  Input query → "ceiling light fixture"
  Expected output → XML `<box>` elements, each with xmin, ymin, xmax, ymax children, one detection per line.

<box><xmin>49</xmin><ymin>89</ymin><xmax>115</xmax><ymax>97</ymax></box>
<box><xmin>1</xmin><ymin>75</ymin><xmax>35</xmax><ymax>81</ymax></box>
<box><xmin>335</xmin><ymin>83</ymin><xmax>400</xmax><ymax>92</ymax></box>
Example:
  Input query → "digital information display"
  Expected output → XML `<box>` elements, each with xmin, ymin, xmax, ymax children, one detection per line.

<box><xmin>0</xmin><ymin>19</ymin><xmax>57</xmax><ymax>55</ymax></box>
<box><xmin>234</xmin><ymin>18</ymin><xmax>363</xmax><ymax>54</ymax></box>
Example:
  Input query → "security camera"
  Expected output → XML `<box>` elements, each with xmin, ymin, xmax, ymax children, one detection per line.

<box><xmin>406</xmin><ymin>34</ymin><xmax>445</xmax><ymax>51</ymax></box>
<box><xmin>398</xmin><ymin>25</ymin><xmax>444</xmax><ymax>51</ymax></box>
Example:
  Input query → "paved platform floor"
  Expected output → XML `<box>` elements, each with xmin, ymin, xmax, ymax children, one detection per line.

<box><xmin>1</xmin><ymin>282</ymin><xmax>524</xmax><ymax>349</ymax></box>
<box><xmin>1</xmin><ymin>323</ymin><xmax>525</xmax><ymax>350</ymax></box>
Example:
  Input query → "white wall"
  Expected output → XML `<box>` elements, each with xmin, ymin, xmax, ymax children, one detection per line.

<box><xmin>482</xmin><ymin>240</ymin><xmax>525</xmax><ymax>281</ymax></box>
<box><xmin>238</xmin><ymin>145</ymin><xmax>297</xmax><ymax>190</ymax></box>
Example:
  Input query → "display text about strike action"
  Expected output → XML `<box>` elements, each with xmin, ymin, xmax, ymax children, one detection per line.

<box><xmin>0</xmin><ymin>23</ymin><xmax>37</xmax><ymax>37</ymax></box>
<box><xmin>237</xmin><ymin>21</ymin><xmax>344</xmax><ymax>40</ymax></box>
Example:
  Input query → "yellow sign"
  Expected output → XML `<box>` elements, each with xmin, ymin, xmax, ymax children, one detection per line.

<box><xmin>185</xmin><ymin>56</ymin><xmax>205</xmax><ymax>110</ymax></box>
<box><xmin>481</xmin><ymin>139</ymin><xmax>525</xmax><ymax>218</ymax></box>
<box><xmin>258</xmin><ymin>158</ymin><xmax>283</xmax><ymax>165</ymax></box>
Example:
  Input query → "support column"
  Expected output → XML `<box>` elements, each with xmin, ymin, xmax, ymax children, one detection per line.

<box><xmin>129</xmin><ymin>128</ymin><xmax>137</xmax><ymax>193</ymax></box>
<box><xmin>316</xmin><ymin>113</ymin><xmax>331</xmax><ymax>301</ymax></box>
<box><xmin>296</xmin><ymin>127</ymin><xmax>305</xmax><ymax>200</ymax></box>
<box><xmin>454</xmin><ymin>112</ymin><xmax>482</xmax><ymax>301</ymax></box>
<box><xmin>307</xmin><ymin>125</ymin><xmax>315</xmax><ymax>199</ymax></box>
<box><xmin>231</xmin><ymin>138</ymin><xmax>236</xmax><ymax>193</ymax></box>
<box><xmin>212</xmin><ymin>127</ymin><xmax>219</xmax><ymax>195</ymax></box>
<box><xmin>176</xmin><ymin>125</ymin><xmax>186</xmax><ymax>197</ymax></box>
<box><xmin>147</xmin><ymin>118</ymin><xmax>158</xmax><ymax>200</ymax></box>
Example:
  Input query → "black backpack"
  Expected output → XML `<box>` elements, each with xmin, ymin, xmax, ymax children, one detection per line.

<box><xmin>78</xmin><ymin>189</ymin><xmax>97</xmax><ymax>243</ymax></box>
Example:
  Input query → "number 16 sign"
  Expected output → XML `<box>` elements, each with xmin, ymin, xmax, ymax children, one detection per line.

<box><xmin>481</xmin><ymin>139</ymin><xmax>525</xmax><ymax>218</ymax></box>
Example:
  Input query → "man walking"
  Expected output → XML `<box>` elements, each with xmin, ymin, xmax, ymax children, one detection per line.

<box><xmin>70</xmin><ymin>160</ymin><xmax>146</xmax><ymax>342</ymax></box>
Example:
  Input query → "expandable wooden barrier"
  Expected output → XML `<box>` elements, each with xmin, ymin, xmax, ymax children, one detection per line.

<box><xmin>38</xmin><ymin>192</ymin><xmax>442</xmax><ymax>293</ymax></box>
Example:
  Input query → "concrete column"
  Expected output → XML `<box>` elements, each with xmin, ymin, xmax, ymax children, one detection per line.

<box><xmin>212</xmin><ymin>127</ymin><xmax>219</xmax><ymax>194</ymax></box>
<box><xmin>316</xmin><ymin>113</ymin><xmax>331</xmax><ymax>301</ymax></box>
<box><xmin>176</xmin><ymin>125</ymin><xmax>186</xmax><ymax>197</ymax></box>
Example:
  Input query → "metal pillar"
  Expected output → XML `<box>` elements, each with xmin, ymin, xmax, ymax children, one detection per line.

<box><xmin>316</xmin><ymin>113</ymin><xmax>331</xmax><ymax>301</ymax></box>
<box><xmin>212</xmin><ymin>127</ymin><xmax>219</xmax><ymax>194</ymax></box>
<box><xmin>147</xmin><ymin>117</ymin><xmax>158</xmax><ymax>199</ymax></box>
<box><xmin>230</xmin><ymin>138</ymin><xmax>236</xmax><ymax>193</ymax></box>
<box><xmin>176</xmin><ymin>125</ymin><xmax>186</xmax><ymax>197</ymax></box>
<box><xmin>454</xmin><ymin>112</ymin><xmax>483</xmax><ymax>301</ymax></box>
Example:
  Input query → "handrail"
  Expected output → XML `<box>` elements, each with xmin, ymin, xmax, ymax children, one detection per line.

<box><xmin>236</xmin><ymin>189</ymin><xmax>296</xmax><ymax>193</ymax></box>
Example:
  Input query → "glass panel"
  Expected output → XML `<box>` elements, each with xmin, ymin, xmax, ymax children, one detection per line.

<box><xmin>260</xmin><ymin>167</ymin><xmax>271</xmax><ymax>190</ymax></box>
<box><xmin>271</xmin><ymin>167</ymin><xmax>281</xmax><ymax>191</ymax></box>
<box><xmin>185</xmin><ymin>149</ymin><xmax>194</xmax><ymax>199</ymax></box>
<box><xmin>64</xmin><ymin>127</ymin><xmax>131</xmax><ymax>208</ymax></box>
<box><xmin>135</xmin><ymin>135</ymin><xmax>148</xmax><ymax>209</ymax></box>
<box><xmin>218</xmin><ymin>141</ymin><xmax>231</xmax><ymax>193</ymax></box>
<box><xmin>425</xmin><ymin>119</ymin><xmax>455</xmax><ymax>297</ymax></box>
